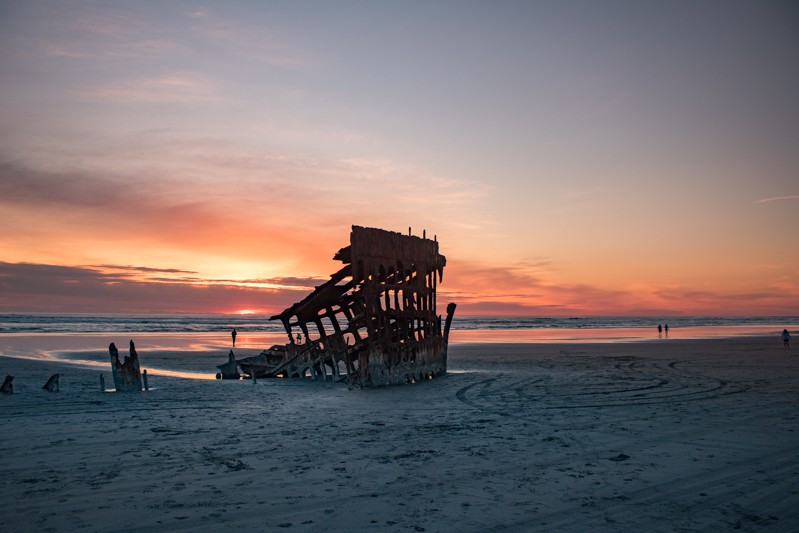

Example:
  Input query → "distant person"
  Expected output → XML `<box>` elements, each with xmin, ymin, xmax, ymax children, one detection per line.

<box><xmin>232</xmin><ymin>328</ymin><xmax>237</xmax><ymax>347</ymax></box>
<box><xmin>782</xmin><ymin>329</ymin><xmax>790</xmax><ymax>349</ymax></box>
<box><xmin>665</xmin><ymin>324</ymin><xmax>669</xmax><ymax>336</ymax></box>
<box><xmin>296</xmin><ymin>332</ymin><xmax>303</xmax><ymax>344</ymax></box>
<box><xmin>658</xmin><ymin>324</ymin><xmax>663</xmax><ymax>334</ymax></box>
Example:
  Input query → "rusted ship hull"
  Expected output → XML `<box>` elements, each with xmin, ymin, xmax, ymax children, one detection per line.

<box><xmin>238</xmin><ymin>226</ymin><xmax>456</xmax><ymax>387</ymax></box>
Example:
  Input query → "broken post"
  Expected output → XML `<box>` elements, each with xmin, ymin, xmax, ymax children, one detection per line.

<box><xmin>1</xmin><ymin>375</ymin><xmax>13</xmax><ymax>394</ymax></box>
<box><xmin>109</xmin><ymin>340</ymin><xmax>143</xmax><ymax>392</ymax></box>
<box><xmin>99</xmin><ymin>374</ymin><xmax>105</xmax><ymax>392</ymax></box>
<box><xmin>42</xmin><ymin>373</ymin><xmax>60</xmax><ymax>392</ymax></box>
<box><xmin>216</xmin><ymin>350</ymin><xmax>241</xmax><ymax>380</ymax></box>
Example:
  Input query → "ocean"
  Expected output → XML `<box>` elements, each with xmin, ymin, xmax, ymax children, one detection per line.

<box><xmin>1</xmin><ymin>313</ymin><xmax>796</xmax><ymax>337</ymax></box>
<box><xmin>0</xmin><ymin>313</ymin><xmax>795</xmax><ymax>379</ymax></box>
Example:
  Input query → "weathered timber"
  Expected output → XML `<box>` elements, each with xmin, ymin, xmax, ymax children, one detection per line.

<box><xmin>238</xmin><ymin>225</ymin><xmax>456</xmax><ymax>387</ymax></box>
<box><xmin>109</xmin><ymin>341</ymin><xmax>143</xmax><ymax>392</ymax></box>
<box><xmin>1</xmin><ymin>375</ymin><xmax>13</xmax><ymax>394</ymax></box>
<box><xmin>216</xmin><ymin>350</ymin><xmax>241</xmax><ymax>380</ymax></box>
<box><xmin>237</xmin><ymin>345</ymin><xmax>285</xmax><ymax>378</ymax></box>
<box><xmin>42</xmin><ymin>373</ymin><xmax>60</xmax><ymax>392</ymax></box>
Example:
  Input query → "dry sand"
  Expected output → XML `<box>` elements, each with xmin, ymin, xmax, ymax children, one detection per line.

<box><xmin>1</xmin><ymin>336</ymin><xmax>798</xmax><ymax>532</ymax></box>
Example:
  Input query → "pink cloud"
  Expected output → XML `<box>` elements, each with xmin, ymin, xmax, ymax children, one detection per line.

<box><xmin>85</xmin><ymin>74</ymin><xmax>220</xmax><ymax>103</ymax></box>
<box><xmin>0</xmin><ymin>262</ymin><xmax>307</xmax><ymax>315</ymax></box>
<box><xmin>441</xmin><ymin>258</ymin><xmax>799</xmax><ymax>316</ymax></box>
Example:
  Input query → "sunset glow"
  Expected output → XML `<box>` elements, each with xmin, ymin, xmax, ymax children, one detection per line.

<box><xmin>1</xmin><ymin>2</ymin><xmax>797</xmax><ymax>317</ymax></box>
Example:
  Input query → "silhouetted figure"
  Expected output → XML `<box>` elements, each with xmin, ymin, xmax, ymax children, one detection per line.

<box><xmin>658</xmin><ymin>324</ymin><xmax>663</xmax><ymax>335</ymax></box>
<box><xmin>664</xmin><ymin>324</ymin><xmax>669</xmax><ymax>336</ymax></box>
<box><xmin>232</xmin><ymin>328</ymin><xmax>238</xmax><ymax>347</ymax></box>
<box><xmin>782</xmin><ymin>329</ymin><xmax>791</xmax><ymax>349</ymax></box>
<box><xmin>296</xmin><ymin>332</ymin><xmax>302</xmax><ymax>344</ymax></box>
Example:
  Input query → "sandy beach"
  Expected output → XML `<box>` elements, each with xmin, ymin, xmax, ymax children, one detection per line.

<box><xmin>1</xmin><ymin>335</ymin><xmax>797</xmax><ymax>532</ymax></box>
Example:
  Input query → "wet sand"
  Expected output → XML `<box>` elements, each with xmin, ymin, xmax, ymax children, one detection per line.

<box><xmin>1</xmin><ymin>336</ymin><xmax>797</xmax><ymax>532</ymax></box>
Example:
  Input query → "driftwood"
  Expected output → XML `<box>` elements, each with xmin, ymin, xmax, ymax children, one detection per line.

<box><xmin>109</xmin><ymin>341</ymin><xmax>143</xmax><ymax>392</ymax></box>
<box><xmin>42</xmin><ymin>373</ymin><xmax>60</xmax><ymax>392</ymax></box>
<box><xmin>238</xmin><ymin>225</ymin><xmax>456</xmax><ymax>387</ymax></box>
<box><xmin>0</xmin><ymin>375</ymin><xmax>12</xmax><ymax>394</ymax></box>
<box><xmin>216</xmin><ymin>350</ymin><xmax>240</xmax><ymax>380</ymax></box>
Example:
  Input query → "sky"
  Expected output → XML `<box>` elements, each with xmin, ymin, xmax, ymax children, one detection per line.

<box><xmin>1</xmin><ymin>0</ymin><xmax>797</xmax><ymax>317</ymax></box>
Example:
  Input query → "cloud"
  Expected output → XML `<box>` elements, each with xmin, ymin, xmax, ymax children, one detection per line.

<box><xmin>0</xmin><ymin>158</ymin><xmax>336</xmax><ymax>272</ymax></box>
<box><xmin>84</xmin><ymin>265</ymin><xmax>328</xmax><ymax>292</ymax></box>
<box><xmin>93</xmin><ymin>265</ymin><xmax>199</xmax><ymax>275</ymax></box>
<box><xmin>30</xmin><ymin>4</ymin><xmax>192</xmax><ymax>61</ymax></box>
<box><xmin>70</xmin><ymin>12</ymin><xmax>134</xmax><ymax>39</ymax></box>
<box><xmin>439</xmin><ymin>258</ymin><xmax>799</xmax><ymax>316</ymax></box>
<box><xmin>755</xmin><ymin>195</ymin><xmax>799</xmax><ymax>204</ymax></box>
<box><xmin>39</xmin><ymin>40</ymin><xmax>91</xmax><ymax>58</ymax></box>
<box><xmin>0</xmin><ymin>149</ymin><xmax>489</xmax><ymax>283</ymax></box>
<box><xmin>238</xmin><ymin>277</ymin><xmax>329</xmax><ymax>289</ymax></box>
<box><xmin>187</xmin><ymin>8</ymin><xmax>209</xmax><ymax>19</ymax></box>
<box><xmin>0</xmin><ymin>160</ymin><xmax>143</xmax><ymax>209</ymax></box>
<box><xmin>0</xmin><ymin>262</ymin><xmax>311</xmax><ymax>315</ymax></box>
<box><xmin>40</xmin><ymin>37</ymin><xmax>190</xmax><ymax>60</ymax></box>
<box><xmin>439</xmin><ymin>259</ymin><xmax>629</xmax><ymax>315</ymax></box>
<box><xmin>187</xmin><ymin>10</ymin><xmax>307</xmax><ymax>69</ymax></box>
<box><xmin>332</xmin><ymin>157</ymin><xmax>491</xmax><ymax>208</ymax></box>
<box><xmin>85</xmin><ymin>74</ymin><xmax>220</xmax><ymax>103</ymax></box>
<box><xmin>2</xmin><ymin>258</ymin><xmax>796</xmax><ymax>317</ymax></box>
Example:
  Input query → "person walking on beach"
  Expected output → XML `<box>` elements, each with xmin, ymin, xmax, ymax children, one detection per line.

<box><xmin>232</xmin><ymin>328</ymin><xmax>238</xmax><ymax>348</ymax></box>
<box><xmin>658</xmin><ymin>324</ymin><xmax>663</xmax><ymax>335</ymax></box>
<box><xmin>665</xmin><ymin>324</ymin><xmax>669</xmax><ymax>336</ymax></box>
<box><xmin>782</xmin><ymin>329</ymin><xmax>790</xmax><ymax>349</ymax></box>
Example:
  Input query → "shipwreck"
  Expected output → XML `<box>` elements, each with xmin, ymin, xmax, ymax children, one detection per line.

<box><xmin>237</xmin><ymin>225</ymin><xmax>456</xmax><ymax>387</ymax></box>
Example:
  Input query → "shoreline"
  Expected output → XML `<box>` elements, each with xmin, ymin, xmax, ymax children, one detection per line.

<box><xmin>0</xmin><ymin>332</ymin><xmax>792</xmax><ymax>383</ymax></box>
<box><xmin>450</xmin><ymin>324</ymin><xmax>795</xmax><ymax>343</ymax></box>
<box><xmin>0</xmin><ymin>329</ymin><xmax>794</xmax><ymax>382</ymax></box>
<box><xmin>0</xmin><ymin>322</ymin><xmax>793</xmax><ymax>348</ymax></box>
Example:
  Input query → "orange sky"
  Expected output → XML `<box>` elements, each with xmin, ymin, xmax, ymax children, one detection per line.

<box><xmin>1</xmin><ymin>2</ymin><xmax>797</xmax><ymax>317</ymax></box>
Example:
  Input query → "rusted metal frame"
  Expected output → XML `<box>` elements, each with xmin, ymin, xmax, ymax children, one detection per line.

<box><xmin>339</xmin><ymin>304</ymin><xmax>360</xmax><ymax>340</ymax></box>
<box><xmin>299</xmin><ymin>321</ymin><xmax>312</xmax><ymax>345</ymax></box>
<box><xmin>431</xmin><ymin>268</ymin><xmax>437</xmax><ymax>327</ymax></box>
<box><xmin>309</xmin><ymin>317</ymin><xmax>328</xmax><ymax>380</ymax></box>
<box><xmin>264</xmin><ymin>226</ymin><xmax>452</xmax><ymax>387</ymax></box>
<box><xmin>393</xmin><ymin>261</ymin><xmax>423</xmax><ymax>340</ymax></box>
<box><xmin>279</xmin><ymin>316</ymin><xmax>294</xmax><ymax>344</ymax></box>
<box><xmin>322</xmin><ymin>305</ymin><xmax>346</xmax><ymax>377</ymax></box>
<box><xmin>380</xmin><ymin>264</ymin><xmax>421</xmax><ymax>345</ymax></box>
<box><xmin>361</xmin><ymin>263</ymin><xmax>378</xmax><ymax>340</ymax></box>
<box><xmin>336</xmin><ymin>296</ymin><xmax>364</xmax><ymax>376</ymax></box>
<box><xmin>272</xmin><ymin>265</ymin><xmax>352</xmax><ymax>339</ymax></box>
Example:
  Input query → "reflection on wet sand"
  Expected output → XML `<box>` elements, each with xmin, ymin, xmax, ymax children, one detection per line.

<box><xmin>0</xmin><ymin>326</ymin><xmax>791</xmax><ymax>381</ymax></box>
